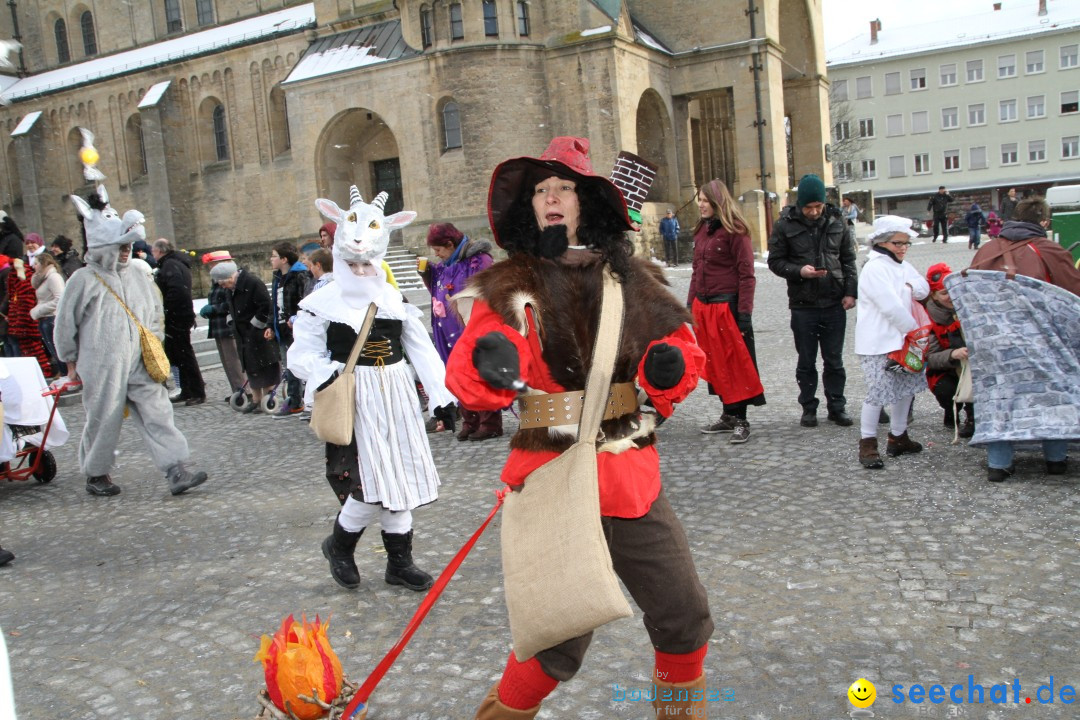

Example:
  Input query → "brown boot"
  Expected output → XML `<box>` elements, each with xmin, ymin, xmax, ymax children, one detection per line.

<box><xmin>859</xmin><ymin>437</ymin><xmax>884</xmax><ymax>469</ymax></box>
<box><xmin>886</xmin><ymin>431</ymin><xmax>923</xmax><ymax>457</ymax></box>
<box><xmin>653</xmin><ymin>675</ymin><xmax>707</xmax><ymax>718</ymax></box>
<box><xmin>474</xmin><ymin>683</ymin><xmax>541</xmax><ymax>720</ymax></box>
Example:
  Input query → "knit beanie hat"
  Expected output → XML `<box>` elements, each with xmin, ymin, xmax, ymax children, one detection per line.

<box><xmin>796</xmin><ymin>174</ymin><xmax>827</xmax><ymax>208</ymax></box>
<box><xmin>209</xmin><ymin>260</ymin><xmax>237</xmax><ymax>282</ymax></box>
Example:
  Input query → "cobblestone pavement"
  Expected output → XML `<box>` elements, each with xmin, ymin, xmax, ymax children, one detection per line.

<box><xmin>1</xmin><ymin>240</ymin><xmax>1077</xmax><ymax>720</ymax></box>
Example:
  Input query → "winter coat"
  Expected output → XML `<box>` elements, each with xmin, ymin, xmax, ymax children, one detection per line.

<box><xmin>855</xmin><ymin>248</ymin><xmax>930</xmax><ymax>355</ymax></box>
<box><xmin>767</xmin><ymin>204</ymin><xmax>858</xmax><ymax>309</ymax></box>
<box><xmin>986</xmin><ymin>213</ymin><xmax>1003</xmax><ymax>238</ymax></box>
<box><xmin>154</xmin><ymin>250</ymin><xmax>196</xmax><ymax>333</ymax></box>
<box><xmin>964</xmin><ymin>205</ymin><xmax>984</xmax><ymax>231</ymax></box>
<box><xmin>659</xmin><ymin>216</ymin><xmax>680</xmax><ymax>241</ymax></box>
<box><xmin>271</xmin><ymin>261</ymin><xmax>311</xmax><ymax>344</ymax></box>
<box><xmin>927</xmin><ymin>192</ymin><xmax>953</xmax><ymax>217</ymax></box>
<box><xmin>203</xmin><ymin>281</ymin><xmax>233</xmax><ymax>340</ymax></box>
<box><xmin>6</xmin><ymin>265</ymin><xmax>40</xmax><ymax>338</ymax></box>
<box><xmin>924</xmin><ymin>296</ymin><xmax>966</xmax><ymax>391</ymax></box>
<box><xmin>55</xmin><ymin>249</ymin><xmax>84</xmax><ymax>279</ymax></box>
<box><xmin>29</xmin><ymin>264</ymin><xmax>65</xmax><ymax>320</ymax></box>
<box><xmin>999</xmin><ymin>195</ymin><xmax>1018</xmax><ymax>221</ymax></box>
<box><xmin>228</xmin><ymin>268</ymin><xmax>279</xmax><ymax>372</ymax></box>
<box><xmin>969</xmin><ymin>221</ymin><xmax>1080</xmax><ymax>296</ymax></box>
<box><xmin>422</xmin><ymin>237</ymin><xmax>494</xmax><ymax>362</ymax></box>
<box><xmin>687</xmin><ymin>218</ymin><xmax>756</xmax><ymax>315</ymax></box>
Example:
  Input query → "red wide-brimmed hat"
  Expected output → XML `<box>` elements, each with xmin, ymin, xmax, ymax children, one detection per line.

<box><xmin>201</xmin><ymin>250</ymin><xmax>233</xmax><ymax>264</ymax></box>
<box><xmin>487</xmin><ymin>136</ymin><xmax>632</xmax><ymax>247</ymax></box>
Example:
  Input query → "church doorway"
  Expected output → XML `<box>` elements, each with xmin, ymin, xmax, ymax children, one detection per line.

<box><xmin>316</xmin><ymin>108</ymin><xmax>402</xmax><ymax>210</ymax></box>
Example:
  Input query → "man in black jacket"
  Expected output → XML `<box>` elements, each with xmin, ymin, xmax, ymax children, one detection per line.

<box><xmin>927</xmin><ymin>186</ymin><xmax>953</xmax><ymax>243</ymax></box>
<box><xmin>767</xmin><ymin>174</ymin><xmax>858</xmax><ymax>428</ymax></box>
<box><xmin>152</xmin><ymin>239</ymin><xmax>206</xmax><ymax>405</ymax></box>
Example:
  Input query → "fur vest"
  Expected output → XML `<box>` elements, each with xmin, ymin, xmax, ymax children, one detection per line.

<box><xmin>457</xmin><ymin>253</ymin><xmax>690</xmax><ymax>454</ymax></box>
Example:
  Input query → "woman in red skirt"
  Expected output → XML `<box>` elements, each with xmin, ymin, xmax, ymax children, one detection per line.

<box><xmin>688</xmin><ymin>179</ymin><xmax>766</xmax><ymax>444</ymax></box>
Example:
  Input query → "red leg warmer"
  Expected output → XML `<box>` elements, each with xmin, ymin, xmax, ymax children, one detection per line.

<box><xmin>655</xmin><ymin>645</ymin><xmax>708</xmax><ymax>684</ymax></box>
<box><xmin>496</xmin><ymin>652</ymin><xmax>559</xmax><ymax>710</ymax></box>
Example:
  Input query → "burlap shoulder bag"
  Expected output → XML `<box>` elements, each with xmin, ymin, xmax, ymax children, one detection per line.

<box><xmin>94</xmin><ymin>274</ymin><xmax>171</xmax><ymax>383</ymax></box>
<box><xmin>501</xmin><ymin>268</ymin><xmax>633</xmax><ymax>661</ymax></box>
<box><xmin>310</xmin><ymin>303</ymin><xmax>377</xmax><ymax>446</ymax></box>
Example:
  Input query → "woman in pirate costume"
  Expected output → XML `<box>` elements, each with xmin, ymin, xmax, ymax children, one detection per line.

<box><xmin>288</xmin><ymin>187</ymin><xmax>457</xmax><ymax>592</ymax></box>
<box><xmin>447</xmin><ymin>137</ymin><xmax>714</xmax><ymax>719</ymax></box>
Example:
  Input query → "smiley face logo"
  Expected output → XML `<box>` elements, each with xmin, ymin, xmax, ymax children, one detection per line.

<box><xmin>848</xmin><ymin>678</ymin><xmax>876</xmax><ymax>708</ymax></box>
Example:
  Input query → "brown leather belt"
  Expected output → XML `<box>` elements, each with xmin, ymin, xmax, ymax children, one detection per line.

<box><xmin>517</xmin><ymin>382</ymin><xmax>639</xmax><ymax>429</ymax></box>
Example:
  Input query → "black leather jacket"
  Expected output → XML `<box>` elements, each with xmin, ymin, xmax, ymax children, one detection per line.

<box><xmin>767</xmin><ymin>204</ymin><xmax>858</xmax><ymax>309</ymax></box>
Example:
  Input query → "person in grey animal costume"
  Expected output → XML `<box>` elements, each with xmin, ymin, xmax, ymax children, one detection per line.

<box><xmin>53</xmin><ymin>185</ymin><xmax>208</xmax><ymax>497</ymax></box>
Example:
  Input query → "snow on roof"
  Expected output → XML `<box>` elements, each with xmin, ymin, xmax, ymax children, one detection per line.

<box><xmin>632</xmin><ymin>20</ymin><xmax>672</xmax><ymax>54</ymax></box>
<box><xmin>284</xmin><ymin>19</ymin><xmax>419</xmax><ymax>85</ymax></box>
<box><xmin>581</xmin><ymin>25</ymin><xmax>613</xmax><ymax>37</ymax></box>
<box><xmin>1</xmin><ymin>4</ymin><xmax>314</xmax><ymax>103</ymax></box>
<box><xmin>137</xmin><ymin>80</ymin><xmax>171</xmax><ymax>109</ymax></box>
<box><xmin>828</xmin><ymin>1</ymin><xmax>1080</xmax><ymax>66</ymax></box>
<box><xmin>11</xmin><ymin>111</ymin><xmax>41</xmax><ymax>136</ymax></box>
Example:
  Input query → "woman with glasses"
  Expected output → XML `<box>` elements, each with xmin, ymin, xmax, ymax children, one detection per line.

<box><xmin>854</xmin><ymin>216</ymin><xmax>931</xmax><ymax>469</ymax></box>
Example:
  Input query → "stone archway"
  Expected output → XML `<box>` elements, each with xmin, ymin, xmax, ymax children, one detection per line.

<box><xmin>635</xmin><ymin>89</ymin><xmax>676</xmax><ymax>202</ymax></box>
<box><xmin>315</xmin><ymin>108</ymin><xmax>403</xmax><ymax>214</ymax></box>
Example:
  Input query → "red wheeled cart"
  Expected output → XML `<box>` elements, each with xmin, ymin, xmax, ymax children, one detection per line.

<box><xmin>0</xmin><ymin>384</ymin><xmax>62</xmax><ymax>484</ymax></box>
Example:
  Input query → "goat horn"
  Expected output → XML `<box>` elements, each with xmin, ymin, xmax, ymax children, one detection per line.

<box><xmin>349</xmin><ymin>185</ymin><xmax>362</xmax><ymax>207</ymax></box>
<box><xmin>372</xmin><ymin>192</ymin><xmax>389</xmax><ymax>211</ymax></box>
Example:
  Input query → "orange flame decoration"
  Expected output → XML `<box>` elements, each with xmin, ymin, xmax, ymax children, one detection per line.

<box><xmin>254</xmin><ymin>614</ymin><xmax>343</xmax><ymax>720</ymax></box>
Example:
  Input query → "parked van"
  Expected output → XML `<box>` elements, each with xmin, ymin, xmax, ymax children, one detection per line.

<box><xmin>1046</xmin><ymin>184</ymin><xmax>1080</xmax><ymax>265</ymax></box>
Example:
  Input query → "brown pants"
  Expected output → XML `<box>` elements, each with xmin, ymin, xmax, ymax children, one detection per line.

<box><xmin>534</xmin><ymin>488</ymin><xmax>714</xmax><ymax>681</ymax></box>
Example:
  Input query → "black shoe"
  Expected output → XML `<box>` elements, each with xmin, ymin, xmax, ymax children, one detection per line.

<box><xmin>800</xmin><ymin>410</ymin><xmax>818</xmax><ymax>428</ymax></box>
<box><xmin>0</xmin><ymin>546</ymin><xmax>13</xmax><ymax>566</ymax></box>
<box><xmin>86</xmin><ymin>475</ymin><xmax>121</xmax><ymax>496</ymax></box>
<box><xmin>827</xmin><ymin>410</ymin><xmax>853</xmax><ymax>427</ymax></box>
<box><xmin>184</xmin><ymin>396</ymin><xmax>206</xmax><ymax>407</ymax></box>
<box><xmin>958</xmin><ymin>418</ymin><xmax>975</xmax><ymax>439</ymax></box>
<box><xmin>322</xmin><ymin>519</ymin><xmax>363</xmax><ymax>589</ymax></box>
<box><xmin>987</xmin><ymin>465</ymin><xmax>1015</xmax><ymax>483</ymax></box>
<box><xmin>1046</xmin><ymin>459</ymin><xmax>1068</xmax><ymax>475</ymax></box>
<box><xmin>382</xmin><ymin>530</ymin><xmax>434</xmax><ymax>591</ymax></box>
<box><xmin>166</xmin><ymin>463</ymin><xmax>207</xmax><ymax>495</ymax></box>
<box><xmin>169</xmin><ymin>393</ymin><xmax>189</xmax><ymax>404</ymax></box>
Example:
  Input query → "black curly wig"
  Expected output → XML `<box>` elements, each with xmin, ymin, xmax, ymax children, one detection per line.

<box><xmin>497</xmin><ymin>173</ymin><xmax>634</xmax><ymax>280</ymax></box>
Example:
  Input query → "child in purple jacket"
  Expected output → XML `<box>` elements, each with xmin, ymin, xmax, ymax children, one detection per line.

<box><xmin>418</xmin><ymin>223</ymin><xmax>501</xmax><ymax>440</ymax></box>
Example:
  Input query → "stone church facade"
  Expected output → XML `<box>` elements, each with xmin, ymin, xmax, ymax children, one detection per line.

<box><xmin>0</xmin><ymin>0</ymin><xmax>831</xmax><ymax>271</ymax></box>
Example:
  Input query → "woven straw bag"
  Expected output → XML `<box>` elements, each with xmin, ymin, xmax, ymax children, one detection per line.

<box><xmin>94</xmin><ymin>274</ymin><xmax>171</xmax><ymax>383</ymax></box>
<box><xmin>500</xmin><ymin>268</ymin><xmax>632</xmax><ymax>661</ymax></box>
<box><xmin>310</xmin><ymin>304</ymin><xmax>377</xmax><ymax>446</ymax></box>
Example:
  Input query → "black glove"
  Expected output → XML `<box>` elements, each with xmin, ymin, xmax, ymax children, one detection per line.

<box><xmin>472</xmin><ymin>332</ymin><xmax>523</xmax><ymax>391</ymax></box>
<box><xmin>433</xmin><ymin>403</ymin><xmax>457</xmax><ymax>433</ymax></box>
<box><xmin>735</xmin><ymin>312</ymin><xmax>753</xmax><ymax>335</ymax></box>
<box><xmin>642</xmin><ymin>343</ymin><xmax>685</xmax><ymax>390</ymax></box>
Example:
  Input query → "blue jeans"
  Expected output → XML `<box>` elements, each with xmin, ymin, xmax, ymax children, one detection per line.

<box><xmin>986</xmin><ymin>440</ymin><xmax>1068</xmax><ymax>469</ymax></box>
<box><xmin>37</xmin><ymin>317</ymin><xmax>61</xmax><ymax>375</ymax></box>
<box><xmin>968</xmin><ymin>227</ymin><xmax>980</xmax><ymax>248</ymax></box>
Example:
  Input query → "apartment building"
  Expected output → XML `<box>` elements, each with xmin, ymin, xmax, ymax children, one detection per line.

<box><xmin>826</xmin><ymin>0</ymin><xmax>1080</xmax><ymax>219</ymax></box>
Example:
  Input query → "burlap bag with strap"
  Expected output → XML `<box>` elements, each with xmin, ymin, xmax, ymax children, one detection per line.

<box><xmin>310</xmin><ymin>303</ymin><xmax>377</xmax><ymax>446</ymax></box>
<box><xmin>93</xmin><ymin>274</ymin><xmax>170</xmax><ymax>383</ymax></box>
<box><xmin>501</xmin><ymin>267</ymin><xmax>633</xmax><ymax>661</ymax></box>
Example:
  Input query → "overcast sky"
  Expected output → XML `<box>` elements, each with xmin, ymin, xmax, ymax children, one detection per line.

<box><xmin>822</xmin><ymin>0</ymin><xmax>1013</xmax><ymax>53</ymax></box>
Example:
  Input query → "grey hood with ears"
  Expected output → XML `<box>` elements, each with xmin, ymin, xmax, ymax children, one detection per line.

<box><xmin>70</xmin><ymin>184</ymin><xmax>146</xmax><ymax>249</ymax></box>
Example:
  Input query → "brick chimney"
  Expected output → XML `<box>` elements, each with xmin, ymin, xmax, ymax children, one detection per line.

<box><xmin>870</xmin><ymin>19</ymin><xmax>881</xmax><ymax>44</ymax></box>
<box><xmin>1039</xmin><ymin>0</ymin><xmax>1047</xmax><ymax>16</ymax></box>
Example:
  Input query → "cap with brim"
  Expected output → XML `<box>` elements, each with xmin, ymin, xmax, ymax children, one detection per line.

<box><xmin>867</xmin><ymin>215</ymin><xmax>920</xmax><ymax>244</ymax></box>
<box><xmin>201</xmin><ymin>250</ymin><xmax>233</xmax><ymax>264</ymax></box>
<box><xmin>487</xmin><ymin>136</ymin><xmax>632</xmax><ymax>248</ymax></box>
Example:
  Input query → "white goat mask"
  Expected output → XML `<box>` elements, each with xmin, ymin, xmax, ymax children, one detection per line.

<box><xmin>69</xmin><ymin>184</ymin><xmax>146</xmax><ymax>249</ymax></box>
<box><xmin>314</xmin><ymin>186</ymin><xmax>416</xmax><ymax>265</ymax></box>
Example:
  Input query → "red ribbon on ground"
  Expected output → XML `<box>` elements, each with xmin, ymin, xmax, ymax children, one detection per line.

<box><xmin>343</xmin><ymin>488</ymin><xmax>508</xmax><ymax>719</ymax></box>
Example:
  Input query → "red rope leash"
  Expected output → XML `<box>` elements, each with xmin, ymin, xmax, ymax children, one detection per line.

<box><xmin>343</xmin><ymin>488</ymin><xmax>508</xmax><ymax>719</ymax></box>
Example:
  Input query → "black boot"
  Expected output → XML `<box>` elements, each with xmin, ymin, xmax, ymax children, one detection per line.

<box><xmin>382</xmin><ymin>530</ymin><xmax>433</xmax><ymax>591</ymax></box>
<box><xmin>0</xmin><ymin>545</ymin><xmax>13</xmax><ymax>566</ymax></box>
<box><xmin>322</xmin><ymin>519</ymin><xmax>363</xmax><ymax>589</ymax></box>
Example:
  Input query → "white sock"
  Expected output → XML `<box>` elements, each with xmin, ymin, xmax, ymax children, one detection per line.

<box><xmin>861</xmin><ymin>403</ymin><xmax>881</xmax><ymax>438</ymax></box>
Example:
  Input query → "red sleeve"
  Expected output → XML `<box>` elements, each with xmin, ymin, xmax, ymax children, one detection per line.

<box><xmin>636</xmin><ymin>324</ymin><xmax>706</xmax><ymax>417</ymax></box>
<box><xmin>446</xmin><ymin>300</ymin><xmax>531</xmax><ymax>411</ymax></box>
<box><xmin>734</xmin><ymin>232</ymin><xmax>756</xmax><ymax>315</ymax></box>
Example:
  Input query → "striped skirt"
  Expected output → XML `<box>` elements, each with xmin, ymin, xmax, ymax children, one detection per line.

<box><xmin>351</xmin><ymin>359</ymin><xmax>440</xmax><ymax>512</ymax></box>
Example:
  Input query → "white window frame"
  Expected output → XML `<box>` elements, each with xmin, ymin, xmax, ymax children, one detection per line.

<box><xmin>1025</xmin><ymin>50</ymin><xmax>1044</xmax><ymax>74</ymax></box>
<box><xmin>861</xmin><ymin>159</ymin><xmax>877</xmax><ymax>180</ymax></box>
<box><xmin>832</xmin><ymin>79</ymin><xmax>848</xmax><ymax>101</ymax></box>
<box><xmin>940</xmin><ymin>63</ymin><xmax>957</xmax><ymax>86</ymax></box>
<box><xmin>1062</xmin><ymin>44</ymin><xmax>1079</xmax><ymax>70</ymax></box>
<box><xmin>1001</xmin><ymin>143</ymin><xmax>1018</xmax><ymax>165</ymax></box>
<box><xmin>1027</xmin><ymin>95</ymin><xmax>1046</xmax><ymax>119</ymax></box>
<box><xmin>858</xmin><ymin>117</ymin><xmax>875</xmax><ymax>138</ymax></box>
<box><xmin>886</xmin><ymin>114</ymin><xmax>904</xmax><ymax>137</ymax></box>
<box><xmin>914</xmin><ymin>153</ymin><xmax>931</xmax><ymax>175</ymax></box>
<box><xmin>968</xmin><ymin>103</ymin><xmax>985</xmax><ymax>126</ymax></box>
<box><xmin>1062</xmin><ymin>136</ymin><xmax>1079</xmax><ymax>160</ymax></box>
<box><xmin>943</xmin><ymin>149</ymin><xmax>960</xmax><ymax>172</ymax></box>
<box><xmin>834</xmin><ymin>121</ymin><xmax>850</xmax><ymax>142</ymax></box>
<box><xmin>998</xmin><ymin>54</ymin><xmax>1016</xmax><ymax>79</ymax></box>
<box><xmin>910</xmin><ymin>68</ymin><xmax>927</xmax><ymax>91</ymax></box>
<box><xmin>966</xmin><ymin>59</ymin><xmax>984</xmax><ymax>83</ymax></box>
<box><xmin>884</xmin><ymin>72</ymin><xmax>901</xmax><ymax>95</ymax></box>
<box><xmin>999</xmin><ymin>98</ymin><xmax>1017</xmax><ymax>123</ymax></box>
<box><xmin>911</xmin><ymin>110</ymin><xmax>930</xmax><ymax>134</ymax></box>
<box><xmin>1028</xmin><ymin>139</ymin><xmax>1046</xmax><ymax>163</ymax></box>
<box><xmin>856</xmin><ymin>76</ymin><xmax>872</xmax><ymax>99</ymax></box>
<box><xmin>969</xmin><ymin>146</ymin><xmax>988</xmax><ymax>170</ymax></box>
<box><xmin>941</xmin><ymin>106</ymin><xmax>959</xmax><ymax>130</ymax></box>
<box><xmin>835</xmin><ymin>161</ymin><xmax>854</xmax><ymax>180</ymax></box>
<box><xmin>1062</xmin><ymin>90</ymin><xmax>1079</xmax><ymax>114</ymax></box>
